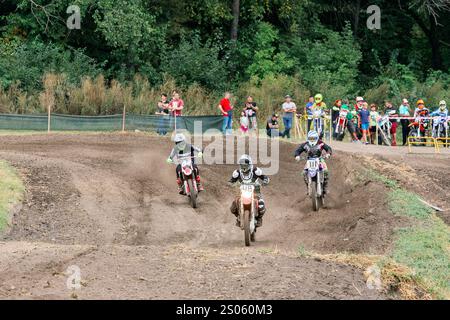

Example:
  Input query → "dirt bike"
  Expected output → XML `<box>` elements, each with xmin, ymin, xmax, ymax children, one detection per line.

<box><xmin>408</xmin><ymin>116</ymin><xmax>429</xmax><ymax>145</ymax></box>
<box><xmin>237</xmin><ymin>182</ymin><xmax>259</xmax><ymax>246</ymax></box>
<box><xmin>377</xmin><ymin>114</ymin><xmax>393</xmax><ymax>146</ymax></box>
<box><xmin>432</xmin><ymin>116</ymin><xmax>448</xmax><ymax>139</ymax></box>
<box><xmin>304</xmin><ymin>157</ymin><xmax>326</xmax><ymax>212</ymax></box>
<box><xmin>172</xmin><ymin>155</ymin><xmax>201</xmax><ymax>208</ymax></box>
<box><xmin>335</xmin><ymin>109</ymin><xmax>348</xmax><ymax>141</ymax></box>
<box><xmin>311</xmin><ymin>109</ymin><xmax>325</xmax><ymax>137</ymax></box>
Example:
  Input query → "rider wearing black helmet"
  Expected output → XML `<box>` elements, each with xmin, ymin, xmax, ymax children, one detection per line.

<box><xmin>229</xmin><ymin>154</ymin><xmax>269</xmax><ymax>227</ymax></box>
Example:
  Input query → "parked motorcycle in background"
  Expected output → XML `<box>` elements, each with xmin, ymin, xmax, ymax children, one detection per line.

<box><xmin>335</xmin><ymin>109</ymin><xmax>348</xmax><ymax>141</ymax></box>
<box><xmin>432</xmin><ymin>116</ymin><xmax>448</xmax><ymax>139</ymax></box>
<box><xmin>377</xmin><ymin>112</ymin><xmax>393</xmax><ymax>146</ymax></box>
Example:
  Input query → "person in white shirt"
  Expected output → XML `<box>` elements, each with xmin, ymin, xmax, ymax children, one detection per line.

<box><xmin>282</xmin><ymin>95</ymin><xmax>297</xmax><ymax>139</ymax></box>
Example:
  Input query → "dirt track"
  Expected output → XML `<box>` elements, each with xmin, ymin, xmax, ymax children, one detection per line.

<box><xmin>0</xmin><ymin>133</ymin><xmax>448</xmax><ymax>299</ymax></box>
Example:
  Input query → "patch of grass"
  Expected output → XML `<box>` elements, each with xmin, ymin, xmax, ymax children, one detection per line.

<box><xmin>0</xmin><ymin>160</ymin><xmax>25</xmax><ymax>231</ymax></box>
<box><xmin>388</xmin><ymin>189</ymin><xmax>433</xmax><ymax>219</ymax></box>
<box><xmin>392</xmin><ymin>217</ymin><xmax>450</xmax><ymax>299</ymax></box>
<box><xmin>297</xmin><ymin>245</ymin><xmax>310</xmax><ymax>258</ymax></box>
<box><xmin>302</xmin><ymin>251</ymin><xmax>431</xmax><ymax>299</ymax></box>
<box><xmin>361</xmin><ymin>168</ymin><xmax>399</xmax><ymax>188</ymax></box>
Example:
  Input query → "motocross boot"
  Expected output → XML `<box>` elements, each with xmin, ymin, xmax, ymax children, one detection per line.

<box><xmin>196</xmin><ymin>175</ymin><xmax>204</xmax><ymax>192</ymax></box>
<box><xmin>323</xmin><ymin>176</ymin><xmax>329</xmax><ymax>195</ymax></box>
<box><xmin>303</xmin><ymin>173</ymin><xmax>310</xmax><ymax>196</ymax></box>
<box><xmin>230</xmin><ymin>200</ymin><xmax>240</xmax><ymax>226</ymax></box>
<box><xmin>256</xmin><ymin>199</ymin><xmax>266</xmax><ymax>227</ymax></box>
<box><xmin>177</xmin><ymin>178</ymin><xmax>185</xmax><ymax>195</ymax></box>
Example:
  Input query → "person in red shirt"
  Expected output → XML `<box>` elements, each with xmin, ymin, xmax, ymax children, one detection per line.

<box><xmin>168</xmin><ymin>91</ymin><xmax>184</xmax><ymax>117</ymax></box>
<box><xmin>218</xmin><ymin>92</ymin><xmax>234</xmax><ymax>135</ymax></box>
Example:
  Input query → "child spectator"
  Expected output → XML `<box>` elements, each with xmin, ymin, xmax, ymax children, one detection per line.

<box><xmin>342</xmin><ymin>99</ymin><xmax>360</xmax><ymax>143</ymax></box>
<box><xmin>359</xmin><ymin>102</ymin><xmax>370</xmax><ymax>144</ymax></box>
<box><xmin>369</xmin><ymin>104</ymin><xmax>380</xmax><ymax>145</ymax></box>
<box><xmin>240</xmin><ymin>111</ymin><xmax>249</xmax><ymax>135</ymax></box>
<box><xmin>385</xmin><ymin>101</ymin><xmax>399</xmax><ymax>146</ymax></box>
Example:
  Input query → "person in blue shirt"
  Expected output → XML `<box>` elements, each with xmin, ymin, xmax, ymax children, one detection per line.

<box><xmin>398</xmin><ymin>98</ymin><xmax>412</xmax><ymax>145</ymax></box>
<box><xmin>305</xmin><ymin>96</ymin><xmax>314</xmax><ymax>131</ymax></box>
<box><xmin>358</xmin><ymin>102</ymin><xmax>371</xmax><ymax>144</ymax></box>
<box><xmin>430</xmin><ymin>100</ymin><xmax>448</xmax><ymax>137</ymax></box>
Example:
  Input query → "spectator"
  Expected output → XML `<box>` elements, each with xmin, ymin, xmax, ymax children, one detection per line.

<box><xmin>168</xmin><ymin>91</ymin><xmax>184</xmax><ymax>117</ymax></box>
<box><xmin>399</xmin><ymin>98</ymin><xmax>412</xmax><ymax>146</ymax></box>
<box><xmin>369</xmin><ymin>104</ymin><xmax>381</xmax><ymax>145</ymax></box>
<box><xmin>243</xmin><ymin>96</ymin><xmax>259</xmax><ymax>133</ymax></box>
<box><xmin>385</xmin><ymin>101</ymin><xmax>399</xmax><ymax>146</ymax></box>
<box><xmin>355</xmin><ymin>96</ymin><xmax>364</xmax><ymax>112</ymax></box>
<box><xmin>331</xmin><ymin>99</ymin><xmax>342</xmax><ymax>140</ymax></box>
<box><xmin>266</xmin><ymin>112</ymin><xmax>283</xmax><ymax>138</ymax></box>
<box><xmin>156</xmin><ymin>93</ymin><xmax>169</xmax><ymax>135</ymax></box>
<box><xmin>342</xmin><ymin>99</ymin><xmax>359</xmax><ymax>143</ymax></box>
<box><xmin>359</xmin><ymin>102</ymin><xmax>370</xmax><ymax>144</ymax></box>
<box><xmin>218</xmin><ymin>92</ymin><xmax>234</xmax><ymax>135</ymax></box>
<box><xmin>239</xmin><ymin>111</ymin><xmax>249</xmax><ymax>135</ymax></box>
<box><xmin>305</xmin><ymin>96</ymin><xmax>314</xmax><ymax>131</ymax></box>
<box><xmin>282</xmin><ymin>95</ymin><xmax>297</xmax><ymax>139</ymax></box>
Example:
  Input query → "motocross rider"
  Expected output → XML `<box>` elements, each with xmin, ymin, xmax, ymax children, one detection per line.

<box><xmin>414</xmin><ymin>99</ymin><xmax>429</xmax><ymax>118</ymax></box>
<box><xmin>311</xmin><ymin>94</ymin><xmax>327</xmax><ymax>137</ymax></box>
<box><xmin>430</xmin><ymin>100</ymin><xmax>449</xmax><ymax>132</ymax></box>
<box><xmin>166</xmin><ymin>133</ymin><xmax>204</xmax><ymax>194</ymax></box>
<box><xmin>229</xmin><ymin>155</ymin><xmax>270</xmax><ymax>227</ymax></box>
<box><xmin>294</xmin><ymin>130</ymin><xmax>333</xmax><ymax>195</ymax></box>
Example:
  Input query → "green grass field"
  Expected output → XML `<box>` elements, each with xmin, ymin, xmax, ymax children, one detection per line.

<box><xmin>0</xmin><ymin>161</ymin><xmax>25</xmax><ymax>232</ymax></box>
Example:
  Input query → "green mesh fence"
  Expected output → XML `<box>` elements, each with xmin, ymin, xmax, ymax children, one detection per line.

<box><xmin>0</xmin><ymin>113</ymin><xmax>223</xmax><ymax>133</ymax></box>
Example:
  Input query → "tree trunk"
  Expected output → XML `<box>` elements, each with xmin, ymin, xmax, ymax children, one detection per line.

<box><xmin>230</xmin><ymin>0</ymin><xmax>240</xmax><ymax>41</ymax></box>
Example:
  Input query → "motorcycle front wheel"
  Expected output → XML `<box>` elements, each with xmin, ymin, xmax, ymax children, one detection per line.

<box><xmin>243</xmin><ymin>210</ymin><xmax>251</xmax><ymax>246</ymax></box>
<box><xmin>187</xmin><ymin>179</ymin><xmax>198</xmax><ymax>208</ymax></box>
<box><xmin>311</xmin><ymin>181</ymin><xmax>319</xmax><ymax>212</ymax></box>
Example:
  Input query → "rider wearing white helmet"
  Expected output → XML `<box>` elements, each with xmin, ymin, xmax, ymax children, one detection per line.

<box><xmin>167</xmin><ymin>133</ymin><xmax>204</xmax><ymax>194</ymax></box>
<box><xmin>229</xmin><ymin>154</ymin><xmax>270</xmax><ymax>227</ymax></box>
<box><xmin>430</xmin><ymin>100</ymin><xmax>449</xmax><ymax>134</ymax></box>
<box><xmin>294</xmin><ymin>131</ymin><xmax>333</xmax><ymax>195</ymax></box>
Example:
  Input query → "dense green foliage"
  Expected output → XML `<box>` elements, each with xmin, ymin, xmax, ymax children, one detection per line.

<box><xmin>0</xmin><ymin>0</ymin><xmax>449</xmax><ymax>115</ymax></box>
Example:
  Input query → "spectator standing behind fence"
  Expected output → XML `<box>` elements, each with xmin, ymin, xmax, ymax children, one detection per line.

<box><xmin>239</xmin><ymin>111</ymin><xmax>249</xmax><ymax>135</ymax></box>
<box><xmin>385</xmin><ymin>101</ymin><xmax>399</xmax><ymax>146</ymax></box>
<box><xmin>243</xmin><ymin>96</ymin><xmax>259</xmax><ymax>134</ymax></box>
<box><xmin>369</xmin><ymin>104</ymin><xmax>381</xmax><ymax>145</ymax></box>
<box><xmin>168</xmin><ymin>91</ymin><xmax>184</xmax><ymax>117</ymax></box>
<box><xmin>266</xmin><ymin>112</ymin><xmax>283</xmax><ymax>138</ymax></box>
<box><xmin>305</xmin><ymin>96</ymin><xmax>314</xmax><ymax>131</ymax></box>
<box><xmin>218</xmin><ymin>92</ymin><xmax>233</xmax><ymax>135</ymax></box>
<box><xmin>156</xmin><ymin>93</ymin><xmax>170</xmax><ymax>135</ymax></box>
<box><xmin>282</xmin><ymin>95</ymin><xmax>297</xmax><ymax>139</ymax></box>
<box><xmin>359</xmin><ymin>102</ymin><xmax>370</xmax><ymax>145</ymax></box>
<box><xmin>331</xmin><ymin>99</ymin><xmax>342</xmax><ymax>140</ymax></box>
<box><xmin>399</xmin><ymin>98</ymin><xmax>412</xmax><ymax>146</ymax></box>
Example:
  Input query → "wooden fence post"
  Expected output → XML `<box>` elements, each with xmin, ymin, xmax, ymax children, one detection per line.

<box><xmin>122</xmin><ymin>104</ymin><xmax>126</xmax><ymax>132</ymax></box>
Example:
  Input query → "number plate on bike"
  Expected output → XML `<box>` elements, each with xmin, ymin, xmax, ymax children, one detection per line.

<box><xmin>306</xmin><ymin>160</ymin><xmax>319</xmax><ymax>169</ymax></box>
<box><xmin>240</xmin><ymin>184</ymin><xmax>255</xmax><ymax>192</ymax></box>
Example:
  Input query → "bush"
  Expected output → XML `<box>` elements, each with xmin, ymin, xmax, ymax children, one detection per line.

<box><xmin>161</xmin><ymin>34</ymin><xmax>228</xmax><ymax>92</ymax></box>
<box><xmin>289</xmin><ymin>23</ymin><xmax>362</xmax><ymax>98</ymax></box>
<box><xmin>0</xmin><ymin>39</ymin><xmax>100</xmax><ymax>92</ymax></box>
